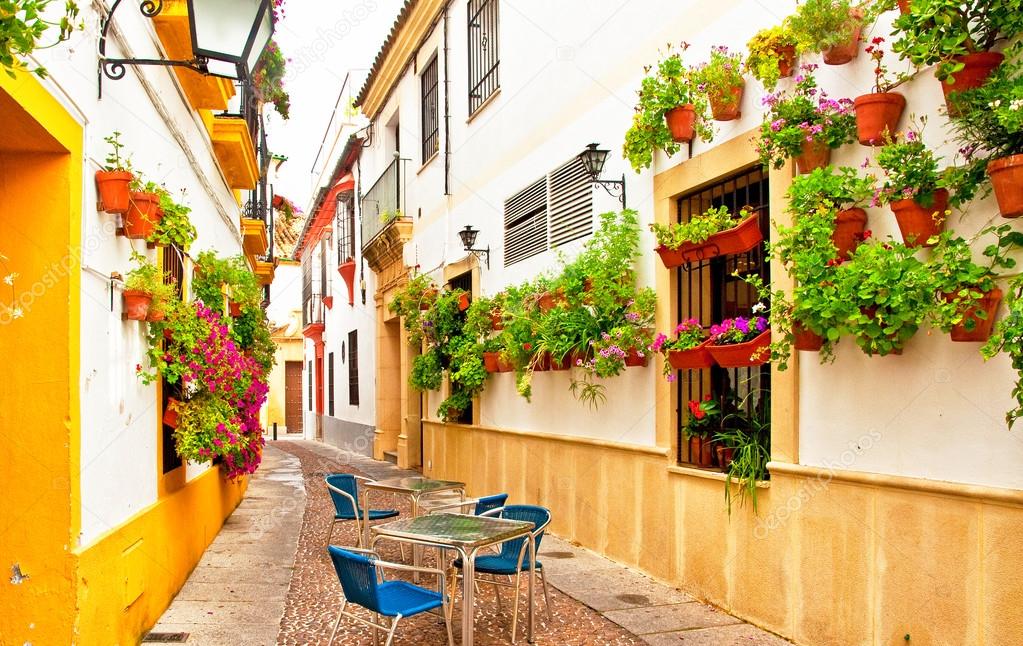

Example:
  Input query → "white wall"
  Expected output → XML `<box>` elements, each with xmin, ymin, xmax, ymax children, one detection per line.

<box><xmin>32</xmin><ymin>3</ymin><xmax>250</xmax><ymax>545</ymax></box>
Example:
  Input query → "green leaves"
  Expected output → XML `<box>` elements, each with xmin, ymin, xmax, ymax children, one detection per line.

<box><xmin>0</xmin><ymin>0</ymin><xmax>80</xmax><ymax>78</ymax></box>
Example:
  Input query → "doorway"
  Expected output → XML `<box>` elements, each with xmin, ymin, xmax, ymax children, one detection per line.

<box><xmin>285</xmin><ymin>360</ymin><xmax>303</xmax><ymax>434</ymax></box>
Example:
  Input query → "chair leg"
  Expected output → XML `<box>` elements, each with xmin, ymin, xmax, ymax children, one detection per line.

<box><xmin>491</xmin><ymin>575</ymin><xmax>503</xmax><ymax>611</ymax></box>
<box><xmin>510</xmin><ymin>572</ymin><xmax>522</xmax><ymax>644</ymax></box>
<box><xmin>327</xmin><ymin>604</ymin><xmax>344</xmax><ymax>646</ymax></box>
<box><xmin>443</xmin><ymin>599</ymin><xmax>454</xmax><ymax>646</ymax></box>
<box><xmin>325</xmin><ymin>519</ymin><xmax>336</xmax><ymax>548</ymax></box>
<box><xmin>384</xmin><ymin>615</ymin><xmax>400</xmax><ymax>646</ymax></box>
<box><xmin>372</xmin><ymin>612</ymin><xmax>380</xmax><ymax>646</ymax></box>
<box><xmin>540</xmin><ymin>569</ymin><xmax>552</xmax><ymax>620</ymax></box>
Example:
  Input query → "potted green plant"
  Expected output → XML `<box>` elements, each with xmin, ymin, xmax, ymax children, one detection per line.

<box><xmin>252</xmin><ymin>39</ymin><xmax>290</xmax><ymax>119</ymax></box>
<box><xmin>694</xmin><ymin>45</ymin><xmax>745</xmax><ymax>121</ymax></box>
<box><xmin>834</xmin><ymin>240</ymin><xmax>933</xmax><ymax>356</ymax></box>
<box><xmin>745</xmin><ymin>22</ymin><xmax>799</xmax><ymax>89</ymax></box>
<box><xmin>684</xmin><ymin>396</ymin><xmax>721</xmax><ymax>468</ymax></box>
<box><xmin>388</xmin><ymin>273</ymin><xmax>437</xmax><ymax>345</ymax></box>
<box><xmin>123</xmin><ymin>251</ymin><xmax>165</xmax><ymax>321</ymax></box>
<box><xmin>854</xmin><ymin>38</ymin><xmax>913</xmax><ymax>145</ymax></box>
<box><xmin>149</xmin><ymin>190</ymin><xmax>197</xmax><ymax>250</ymax></box>
<box><xmin>706</xmin><ymin>315</ymin><xmax>771</xmax><ymax>367</ymax></box>
<box><xmin>623</xmin><ymin>43</ymin><xmax>713</xmax><ymax>172</ymax></box>
<box><xmin>892</xmin><ymin>0</ymin><xmax>1020</xmax><ymax>109</ymax></box>
<box><xmin>788</xmin><ymin>0</ymin><xmax>864</xmax><ymax>65</ymax></box>
<box><xmin>650</xmin><ymin>205</ymin><xmax>761</xmax><ymax>269</ymax></box>
<box><xmin>756</xmin><ymin>66</ymin><xmax>857</xmax><ymax>173</ymax></box>
<box><xmin>788</xmin><ymin>167</ymin><xmax>875</xmax><ymax>258</ymax></box>
<box><xmin>715</xmin><ymin>391</ymin><xmax>771</xmax><ymax>513</ymax></box>
<box><xmin>874</xmin><ymin>130</ymin><xmax>953</xmax><ymax>248</ymax></box>
<box><xmin>650</xmin><ymin>319</ymin><xmax>711</xmax><ymax>378</ymax></box>
<box><xmin>410</xmin><ymin>348</ymin><xmax>444</xmax><ymax>390</ymax></box>
<box><xmin>96</xmin><ymin>131</ymin><xmax>133</xmax><ymax>214</ymax></box>
<box><xmin>947</xmin><ymin>55</ymin><xmax>1023</xmax><ymax>218</ymax></box>
<box><xmin>982</xmin><ymin>272</ymin><xmax>1023</xmax><ymax>427</ymax></box>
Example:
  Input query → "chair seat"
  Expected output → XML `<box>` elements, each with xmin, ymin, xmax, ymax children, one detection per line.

<box><xmin>376</xmin><ymin>580</ymin><xmax>444</xmax><ymax>617</ymax></box>
<box><xmin>335</xmin><ymin>509</ymin><xmax>399</xmax><ymax>521</ymax></box>
<box><xmin>453</xmin><ymin>555</ymin><xmax>543</xmax><ymax>575</ymax></box>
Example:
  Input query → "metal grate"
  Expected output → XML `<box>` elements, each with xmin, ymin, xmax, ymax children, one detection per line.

<box><xmin>360</xmin><ymin>159</ymin><xmax>402</xmax><ymax>249</ymax></box>
<box><xmin>675</xmin><ymin>166</ymin><xmax>771</xmax><ymax>467</ymax></box>
<box><xmin>421</xmin><ymin>55</ymin><xmax>440</xmax><ymax>163</ymax></box>
<box><xmin>467</xmin><ymin>0</ymin><xmax>499</xmax><ymax>114</ymax></box>
<box><xmin>161</xmin><ymin>245</ymin><xmax>185</xmax><ymax>474</ymax></box>
<box><xmin>142</xmin><ymin>632</ymin><xmax>189</xmax><ymax>643</ymax></box>
<box><xmin>337</xmin><ymin>196</ymin><xmax>355</xmax><ymax>263</ymax></box>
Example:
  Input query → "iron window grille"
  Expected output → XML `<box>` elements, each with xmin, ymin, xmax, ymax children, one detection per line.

<box><xmin>348</xmin><ymin>330</ymin><xmax>360</xmax><ymax>406</ymax></box>
<box><xmin>467</xmin><ymin>0</ymin><xmax>499</xmax><ymax>114</ymax></box>
<box><xmin>337</xmin><ymin>196</ymin><xmax>356</xmax><ymax>264</ymax></box>
<box><xmin>421</xmin><ymin>55</ymin><xmax>440</xmax><ymax>163</ymax></box>
<box><xmin>161</xmin><ymin>245</ymin><xmax>186</xmax><ymax>473</ymax></box>
<box><xmin>674</xmin><ymin>166</ymin><xmax>771</xmax><ymax>468</ymax></box>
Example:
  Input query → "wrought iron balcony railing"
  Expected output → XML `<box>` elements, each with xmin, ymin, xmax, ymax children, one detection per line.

<box><xmin>360</xmin><ymin>158</ymin><xmax>402</xmax><ymax>250</ymax></box>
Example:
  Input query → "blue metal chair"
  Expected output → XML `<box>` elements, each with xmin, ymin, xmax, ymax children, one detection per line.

<box><xmin>453</xmin><ymin>504</ymin><xmax>552</xmax><ymax>643</ymax></box>
<box><xmin>425</xmin><ymin>492</ymin><xmax>508</xmax><ymax>516</ymax></box>
<box><xmin>326</xmin><ymin>545</ymin><xmax>453</xmax><ymax>646</ymax></box>
<box><xmin>325</xmin><ymin>474</ymin><xmax>399</xmax><ymax>549</ymax></box>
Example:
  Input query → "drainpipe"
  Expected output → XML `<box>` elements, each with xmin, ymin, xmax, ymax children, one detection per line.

<box><xmin>443</xmin><ymin>3</ymin><xmax>451</xmax><ymax>197</ymax></box>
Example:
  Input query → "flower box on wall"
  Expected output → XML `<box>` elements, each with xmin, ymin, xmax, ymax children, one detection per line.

<box><xmin>655</xmin><ymin>215</ymin><xmax>763</xmax><ymax>269</ymax></box>
<box><xmin>707</xmin><ymin>330</ymin><xmax>771</xmax><ymax>368</ymax></box>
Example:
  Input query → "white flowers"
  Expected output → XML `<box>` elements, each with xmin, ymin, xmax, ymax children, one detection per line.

<box><xmin>3</xmin><ymin>273</ymin><xmax>18</xmax><ymax>286</ymax></box>
<box><xmin>751</xmin><ymin>302</ymin><xmax>767</xmax><ymax>314</ymax></box>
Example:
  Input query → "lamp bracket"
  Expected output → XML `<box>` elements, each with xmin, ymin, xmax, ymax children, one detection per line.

<box><xmin>593</xmin><ymin>174</ymin><xmax>627</xmax><ymax>209</ymax></box>
<box><xmin>466</xmin><ymin>246</ymin><xmax>490</xmax><ymax>270</ymax></box>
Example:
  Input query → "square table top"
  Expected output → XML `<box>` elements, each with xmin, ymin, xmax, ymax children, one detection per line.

<box><xmin>364</xmin><ymin>476</ymin><xmax>465</xmax><ymax>495</ymax></box>
<box><xmin>371</xmin><ymin>513</ymin><xmax>534</xmax><ymax>549</ymax></box>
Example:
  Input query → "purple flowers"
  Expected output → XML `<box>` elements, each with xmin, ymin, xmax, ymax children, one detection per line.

<box><xmin>709</xmin><ymin>316</ymin><xmax>768</xmax><ymax>345</ymax></box>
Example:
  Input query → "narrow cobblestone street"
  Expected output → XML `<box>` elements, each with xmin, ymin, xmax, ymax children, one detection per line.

<box><xmin>150</xmin><ymin>441</ymin><xmax>791</xmax><ymax>645</ymax></box>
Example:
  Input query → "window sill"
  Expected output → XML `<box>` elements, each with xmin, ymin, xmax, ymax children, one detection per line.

<box><xmin>417</xmin><ymin>151</ymin><xmax>438</xmax><ymax>175</ymax></box>
<box><xmin>466</xmin><ymin>88</ymin><xmax>501</xmax><ymax>124</ymax></box>
<box><xmin>666</xmin><ymin>464</ymin><xmax>771</xmax><ymax>488</ymax></box>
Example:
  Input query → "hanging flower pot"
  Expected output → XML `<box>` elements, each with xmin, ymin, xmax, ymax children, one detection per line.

<box><xmin>229</xmin><ymin>301</ymin><xmax>243</xmax><ymax>317</ymax></box>
<box><xmin>655</xmin><ymin>214</ymin><xmax>764</xmax><ymax>269</ymax></box>
<box><xmin>95</xmin><ymin>170</ymin><xmax>133</xmax><ymax>214</ymax></box>
<box><xmin>667</xmin><ymin>340</ymin><xmax>714</xmax><ymax>370</ymax></box>
<box><xmin>947</xmin><ymin>288</ymin><xmax>1003</xmax><ymax>342</ymax></box>
<box><xmin>795</xmin><ymin>139</ymin><xmax>831</xmax><ymax>174</ymax></box>
<box><xmin>890</xmin><ymin>188</ymin><xmax>948</xmax><ymax>248</ymax></box>
<box><xmin>497</xmin><ymin>355</ymin><xmax>514</xmax><ymax>372</ymax></box>
<box><xmin>940</xmin><ymin>52</ymin><xmax>1004</xmax><ymax>112</ymax></box>
<box><xmin>146</xmin><ymin>307</ymin><xmax>166</xmax><ymax>322</ymax></box>
<box><xmin>533</xmin><ymin>352</ymin><xmax>551</xmax><ymax>372</ymax></box>
<box><xmin>489</xmin><ymin>310</ymin><xmax>504</xmax><ymax>330</ymax></box>
<box><xmin>987</xmin><ymin>155</ymin><xmax>1023</xmax><ymax>219</ymax></box>
<box><xmin>793</xmin><ymin>323</ymin><xmax>824</xmax><ymax>351</ymax></box>
<box><xmin>777</xmin><ymin>45</ymin><xmax>797</xmax><ymax>78</ymax></box>
<box><xmin>624</xmin><ymin>349</ymin><xmax>648</xmax><ymax>367</ymax></box>
<box><xmin>664</xmin><ymin>105</ymin><xmax>697</xmax><ymax>143</ymax></box>
<box><xmin>833</xmin><ymin>208</ymin><xmax>868</xmax><ymax>258</ymax></box>
<box><xmin>897</xmin><ymin>0</ymin><xmax>910</xmax><ymax>14</ymax></box>
<box><xmin>123</xmin><ymin>192</ymin><xmax>163</xmax><ymax>239</ymax></box>
<box><xmin>123</xmin><ymin>290</ymin><xmax>152</xmax><ymax>321</ymax></box>
<box><xmin>853</xmin><ymin>93</ymin><xmax>906</xmax><ymax>145</ymax></box>
<box><xmin>419</xmin><ymin>288</ymin><xmax>438</xmax><ymax>310</ymax></box>
<box><xmin>709</xmin><ymin>84</ymin><xmax>744</xmax><ymax>121</ymax></box>
<box><xmin>707</xmin><ymin>330</ymin><xmax>771</xmax><ymax>368</ymax></box>
<box><xmin>550</xmin><ymin>352</ymin><xmax>578</xmax><ymax>371</ymax></box>
<box><xmin>163</xmin><ymin>398</ymin><xmax>181</xmax><ymax>429</ymax></box>
<box><xmin>821</xmin><ymin>13</ymin><xmax>862</xmax><ymax>65</ymax></box>
<box><xmin>457</xmin><ymin>292</ymin><xmax>471</xmax><ymax>312</ymax></box>
<box><xmin>536</xmin><ymin>289</ymin><xmax>565</xmax><ymax>312</ymax></box>
<box><xmin>688</xmin><ymin>436</ymin><xmax>715</xmax><ymax>468</ymax></box>
<box><xmin>483</xmin><ymin>352</ymin><xmax>502</xmax><ymax>373</ymax></box>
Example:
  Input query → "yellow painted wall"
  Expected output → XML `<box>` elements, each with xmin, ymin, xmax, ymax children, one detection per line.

<box><xmin>424</xmin><ymin>422</ymin><xmax>1023</xmax><ymax>645</ymax></box>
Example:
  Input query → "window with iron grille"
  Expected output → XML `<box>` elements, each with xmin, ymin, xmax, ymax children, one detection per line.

<box><xmin>161</xmin><ymin>245</ymin><xmax>185</xmax><ymax>473</ymax></box>
<box><xmin>328</xmin><ymin>352</ymin><xmax>335</xmax><ymax>416</ymax></box>
<box><xmin>467</xmin><ymin>0</ymin><xmax>499</xmax><ymax>114</ymax></box>
<box><xmin>674</xmin><ymin>166</ymin><xmax>771</xmax><ymax>468</ymax></box>
<box><xmin>503</xmin><ymin>157</ymin><xmax>593</xmax><ymax>267</ymax></box>
<box><xmin>421</xmin><ymin>55</ymin><xmax>440</xmax><ymax>163</ymax></box>
<box><xmin>337</xmin><ymin>196</ymin><xmax>355</xmax><ymax>263</ymax></box>
<box><xmin>319</xmin><ymin>235</ymin><xmax>330</xmax><ymax>299</ymax></box>
<box><xmin>348</xmin><ymin>330</ymin><xmax>360</xmax><ymax>406</ymax></box>
<box><xmin>308</xmin><ymin>359</ymin><xmax>313</xmax><ymax>411</ymax></box>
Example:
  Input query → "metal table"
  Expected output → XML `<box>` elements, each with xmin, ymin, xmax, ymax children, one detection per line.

<box><xmin>371</xmin><ymin>513</ymin><xmax>536</xmax><ymax>646</ymax></box>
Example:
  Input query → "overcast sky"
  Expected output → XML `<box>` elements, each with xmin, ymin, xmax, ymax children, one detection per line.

<box><xmin>266</xmin><ymin>0</ymin><xmax>405</xmax><ymax>211</ymax></box>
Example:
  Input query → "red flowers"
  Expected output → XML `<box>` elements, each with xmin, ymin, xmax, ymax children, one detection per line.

<box><xmin>687</xmin><ymin>400</ymin><xmax>706</xmax><ymax>419</ymax></box>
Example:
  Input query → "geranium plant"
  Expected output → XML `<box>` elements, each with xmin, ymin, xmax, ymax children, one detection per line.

<box><xmin>982</xmin><ymin>271</ymin><xmax>1023</xmax><ymax>427</ymax></box>
<box><xmin>683</xmin><ymin>395</ymin><xmax>721</xmax><ymax>439</ymax></box>
<box><xmin>150</xmin><ymin>190</ymin><xmax>197</xmax><ymax>250</ymax></box>
<box><xmin>650</xmin><ymin>205</ymin><xmax>753</xmax><ymax>250</ymax></box>
<box><xmin>253</xmin><ymin>38</ymin><xmax>290</xmax><ymax>119</ymax></box>
<box><xmin>694</xmin><ymin>45</ymin><xmax>745</xmax><ymax>119</ymax></box>
<box><xmin>745</xmin><ymin>22</ymin><xmax>799</xmax><ymax>89</ymax></box>
<box><xmin>788</xmin><ymin>0</ymin><xmax>863</xmax><ymax>58</ymax></box>
<box><xmin>756</xmin><ymin>66</ymin><xmax>856</xmax><ymax>169</ymax></box>
<box><xmin>650</xmin><ymin>318</ymin><xmax>706</xmax><ymax>380</ymax></box>
<box><xmin>873</xmin><ymin>129</ymin><xmax>955</xmax><ymax>207</ymax></box>
<box><xmin>623</xmin><ymin>43</ymin><xmax>713</xmax><ymax>172</ymax></box>
<box><xmin>928</xmin><ymin>228</ymin><xmax>1017</xmax><ymax>335</ymax></box>
<box><xmin>709</xmin><ymin>315</ymin><xmax>769</xmax><ymax>346</ymax></box>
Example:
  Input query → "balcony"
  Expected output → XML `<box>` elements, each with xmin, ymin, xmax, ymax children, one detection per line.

<box><xmin>241</xmin><ymin>200</ymin><xmax>269</xmax><ymax>259</ymax></box>
<box><xmin>254</xmin><ymin>256</ymin><xmax>277</xmax><ymax>286</ymax></box>
<box><xmin>210</xmin><ymin>116</ymin><xmax>259</xmax><ymax>190</ymax></box>
<box><xmin>302</xmin><ymin>294</ymin><xmax>325</xmax><ymax>342</ymax></box>
<box><xmin>361</xmin><ymin>159</ymin><xmax>412</xmax><ymax>273</ymax></box>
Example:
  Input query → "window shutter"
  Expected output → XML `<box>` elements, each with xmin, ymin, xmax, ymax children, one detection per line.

<box><xmin>548</xmin><ymin>157</ymin><xmax>593</xmax><ymax>248</ymax></box>
<box><xmin>503</xmin><ymin>177</ymin><xmax>548</xmax><ymax>266</ymax></box>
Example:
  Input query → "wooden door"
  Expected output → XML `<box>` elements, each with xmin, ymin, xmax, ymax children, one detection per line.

<box><xmin>285</xmin><ymin>361</ymin><xmax>303</xmax><ymax>434</ymax></box>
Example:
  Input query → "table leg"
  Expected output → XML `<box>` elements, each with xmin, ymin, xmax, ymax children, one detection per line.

<box><xmin>462</xmin><ymin>547</ymin><xmax>476</xmax><ymax>646</ymax></box>
<box><xmin>527</xmin><ymin>535</ymin><xmax>536</xmax><ymax>643</ymax></box>
<box><xmin>411</xmin><ymin>494</ymin><xmax>421</xmax><ymax>582</ymax></box>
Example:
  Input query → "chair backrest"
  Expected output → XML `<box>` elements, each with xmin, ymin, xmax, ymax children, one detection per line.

<box><xmin>325</xmin><ymin>474</ymin><xmax>360</xmax><ymax>517</ymax></box>
<box><xmin>327</xmin><ymin>546</ymin><xmax>380</xmax><ymax>612</ymax></box>
<box><xmin>475</xmin><ymin>493</ymin><xmax>508</xmax><ymax>516</ymax></box>
<box><xmin>497</xmin><ymin>504</ymin><xmax>551</xmax><ymax>561</ymax></box>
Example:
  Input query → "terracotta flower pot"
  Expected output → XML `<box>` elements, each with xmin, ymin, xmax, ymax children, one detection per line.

<box><xmin>987</xmin><ymin>154</ymin><xmax>1023</xmax><ymax>219</ymax></box>
<box><xmin>123</xmin><ymin>290</ymin><xmax>152</xmax><ymax>321</ymax></box>
<box><xmin>948</xmin><ymin>288</ymin><xmax>1002</xmax><ymax>342</ymax></box>
<box><xmin>654</xmin><ymin>214</ymin><xmax>764</xmax><ymax>269</ymax></box>
<box><xmin>229</xmin><ymin>301</ymin><xmax>242</xmax><ymax>317</ymax></box>
<box><xmin>795</xmin><ymin>140</ymin><xmax>831</xmax><ymax>174</ymax></box>
<box><xmin>940</xmin><ymin>52</ymin><xmax>1004</xmax><ymax>112</ymax></box>
<box><xmin>777</xmin><ymin>45</ymin><xmax>797</xmax><ymax>78</ymax></box>
<box><xmin>483</xmin><ymin>351</ymin><xmax>502</xmax><ymax>373</ymax></box>
<box><xmin>489</xmin><ymin>310</ymin><xmax>504</xmax><ymax>330</ymax></box>
<box><xmin>707</xmin><ymin>330</ymin><xmax>771</xmax><ymax>368</ymax></box>
<box><xmin>822</xmin><ymin>13</ymin><xmax>862</xmax><ymax>65</ymax></box>
<box><xmin>497</xmin><ymin>355</ymin><xmax>515</xmax><ymax>372</ymax></box>
<box><xmin>792</xmin><ymin>323</ymin><xmax>824</xmax><ymax>351</ymax></box>
<box><xmin>854</xmin><ymin>93</ymin><xmax>906</xmax><ymax>145</ymax></box>
<box><xmin>457</xmin><ymin>292</ymin><xmax>471</xmax><ymax>312</ymax></box>
<box><xmin>833</xmin><ymin>207</ymin><xmax>868</xmax><ymax>258</ymax></box>
<box><xmin>146</xmin><ymin>307</ymin><xmax>166</xmax><ymax>322</ymax></box>
<box><xmin>897</xmin><ymin>0</ymin><xmax>911</xmax><ymax>13</ymax></box>
<box><xmin>667</xmin><ymin>339</ymin><xmax>714</xmax><ymax>370</ymax></box>
<box><xmin>716</xmin><ymin>445</ymin><xmax>735</xmax><ymax>469</ymax></box>
<box><xmin>123</xmin><ymin>192</ymin><xmax>163</xmax><ymax>239</ymax></box>
<box><xmin>709</xmin><ymin>83</ymin><xmax>744</xmax><ymax>121</ymax></box>
<box><xmin>688</xmin><ymin>436</ymin><xmax>715</xmax><ymax>468</ymax></box>
<box><xmin>533</xmin><ymin>353</ymin><xmax>551</xmax><ymax>372</ymax></box>
<box><xmin>624</xmin><ymin>349</ymin><xmax>648</xmax><ymax>367</ymax></box>
<box><xmin>95</xmin><ymin>170</ymin><xmax>133</xmax><ymax>214</ymax></box>
<box><xmin>163</xmin><ymin>398</ymin><xmax>181</xmax><ymax>429</ymax></box>
<box><xmin>890</xmin><ymin>188</ymin><xmax>948</xmax><ymax>248</ymax></box>
<box><xmin>537</xmin><ymin>289</ymin><xmax>565</xmax><ymax>312</ymax></box>
<box><xmin>419</xmin><ymin>288</ymin><xmax>438</xmax><ymax>310</ymax></box>
<box><xmin>665</xmin><ymin>105</ymin><xmax>697</xmax><ymax>143</ymax></box>
<box><xmin>163</xmin><ymin>327</ymin><xmax>173</xmax><ymax>341</ymax></box>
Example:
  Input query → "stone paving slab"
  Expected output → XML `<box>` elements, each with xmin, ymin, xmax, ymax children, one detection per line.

<box><xmin>640</xmin><ymin>623</ymin><xmax>795</xmax><ymax>645</ymax></box>
<box><xmin>604</xmin><ymin>602</ymin><xmax>743</xmax><ymax>635</ymax></box>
